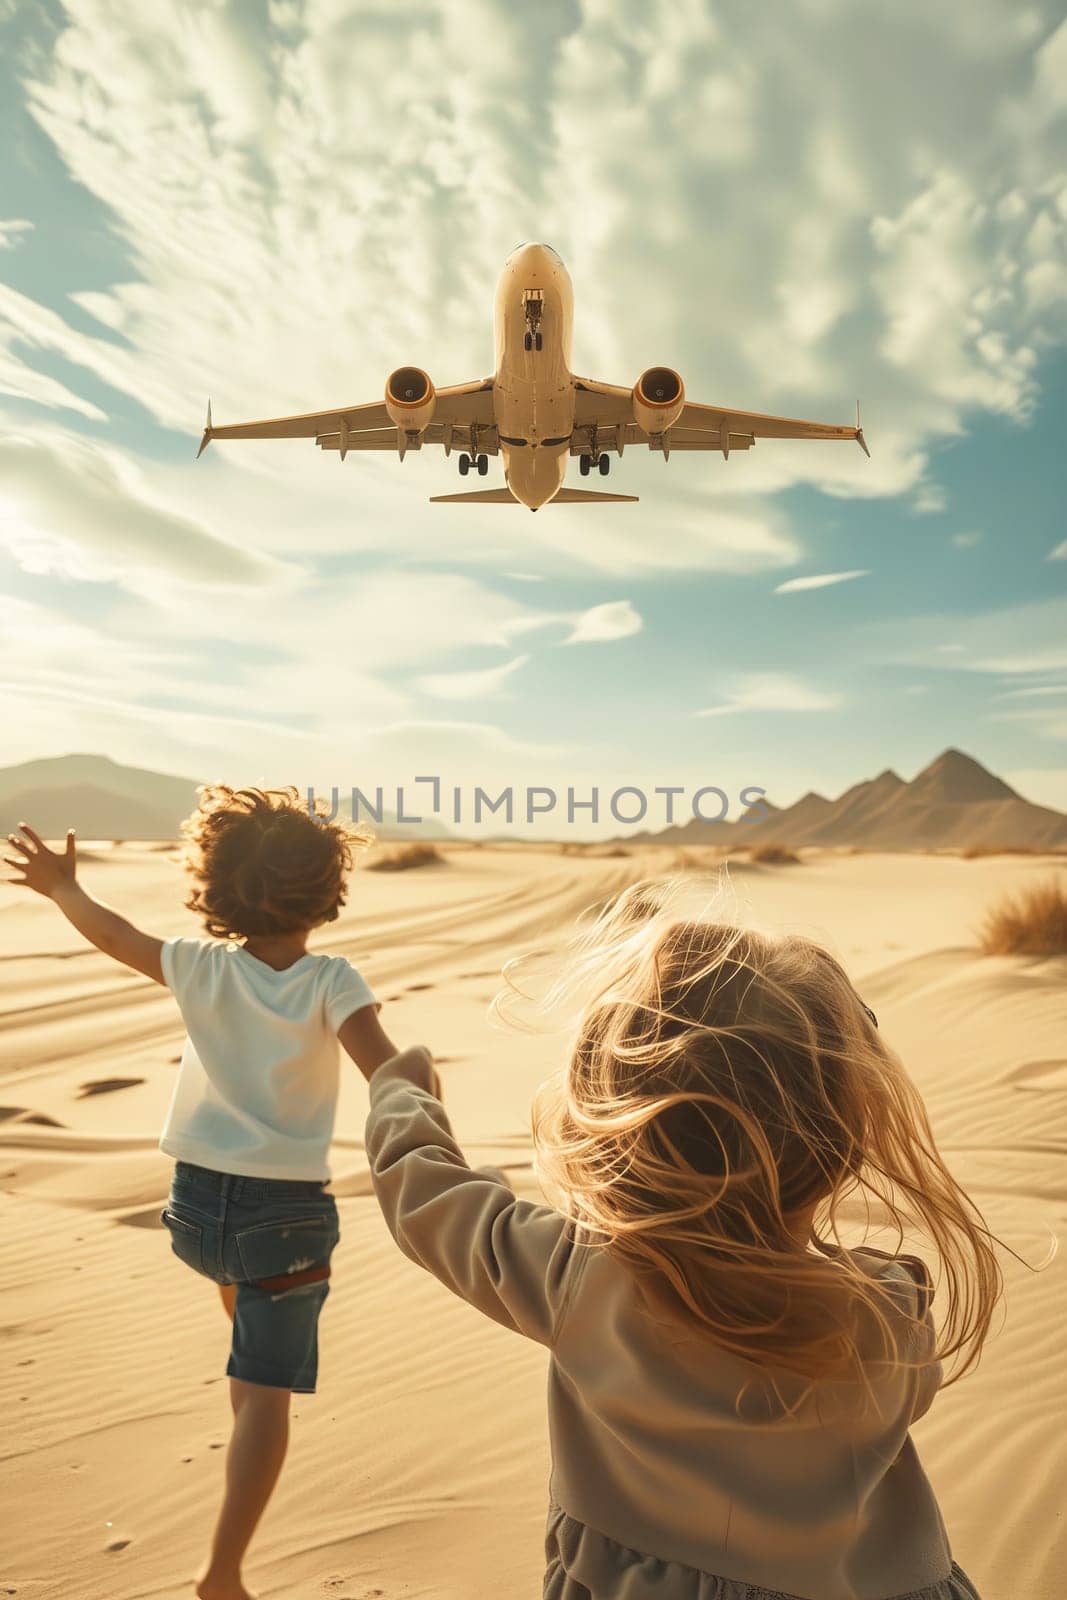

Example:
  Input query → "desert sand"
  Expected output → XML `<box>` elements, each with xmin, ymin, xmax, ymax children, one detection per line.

<box><xmin>1</xmin><ymin>844</ymin><xmax>1065</xmax><ymax>1600</ymax></box>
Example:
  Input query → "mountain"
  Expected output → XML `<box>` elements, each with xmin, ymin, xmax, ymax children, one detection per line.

<box><xmin>0</xmin><ymin>755</ymin><xmax>200</xmax><ymax>840</ymax></box>
<box><xmin>636</xmin><ymin>749</ymin><xmax>1067</xmax><ymax>852</ymax></box>
<box><xmin>0</xmin><ymin>755</ymin><xmax>450</xmax><ymax>840</ymax></box>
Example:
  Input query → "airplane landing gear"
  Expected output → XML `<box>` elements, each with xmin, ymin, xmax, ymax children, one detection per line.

<box><xmin>458</xmin><ymin>453</ymin><xmax>471</xmax><ymax>476</ymax></box>
<box><xmin>579</xmin><ymin>453</ymin><xmax>591</xmax><ymax>476</ymax></box>
<box><xmin>523</xmin><ymin>289</ymin><xmax>544</xmax><ymax>352</ymax></box>
<box><xmin>598</xmin><ymin>453</ymin><xmax>611</xmax><ymax>476</ymax></box>
<box><xmin>477</xmin><ymin>454</ymin><xmax>489</xmax><ymax>476</ymax></box>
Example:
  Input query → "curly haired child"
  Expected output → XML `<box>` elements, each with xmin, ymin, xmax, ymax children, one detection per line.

<box><xmin>6</xmin><ymin>788</ymin><xmax>399</xmax><ymax>1600</ymax></box>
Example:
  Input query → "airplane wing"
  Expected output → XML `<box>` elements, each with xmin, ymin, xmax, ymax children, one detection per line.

<box><xmin>197</xmin><ymin>379</ymin><xmax>496</xmax><ymax>458</ymax></box>
<box><xmin>571</xmin><ymin>378</ymin><xmax>869</xmax><ymax>455</ymax></box>
<box><xmin>570</xmin><ymin>424</ymin><xmax>754</xmax><ymax>454</ymax></box>
<box><xmin>317</xmin><ymin>423</ymin><xmax>499</xmax><ymax>455</ymax></box>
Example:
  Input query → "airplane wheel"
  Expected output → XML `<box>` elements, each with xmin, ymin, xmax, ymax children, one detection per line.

<box><xmin>598</xmin><ymin>453</ymin><xmax>610</xmax><ymax>476</ymax></box>
<box><xmin>458</xmin><ymin>453</ymin><xmax>471</xmax><ymax>476</ymax></box>
<box><xmin>477</xmin><ymin>453</ymin><xmax>489</xmax><ymax>476</ymax></box>
<box><xmin>579</xmin><ymin>454</ymin><xmax>591</xmax><ymax>477</ymax></box>
<box><xmin>534</xmin><ymin>331</ymin><xmax>543</xmax><ymax>351</ymax></box>
<box><xmin>524</xmin><ymin>332</ymin><xmax>532</xmax><ymax>352</ymax></box>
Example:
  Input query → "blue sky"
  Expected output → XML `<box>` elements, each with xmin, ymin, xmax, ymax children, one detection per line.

<box><xmin>1</xmin><ymin>0</ymin><xmax>1065</xmax><ymax>833</ymax></box>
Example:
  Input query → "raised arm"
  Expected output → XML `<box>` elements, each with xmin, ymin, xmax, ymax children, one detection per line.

<box><xmin>4</xmin><ymin>824</ymin><xmax>164</xmax><ymax>983</ymax></box>
<box><xmin>364</xmin><ymin>1047</ymin><xmax>579</xmax><ymax>1345</ymax></box>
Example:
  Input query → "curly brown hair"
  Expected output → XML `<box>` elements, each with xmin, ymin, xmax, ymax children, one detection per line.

<box><xmin>179</xmin><ymin>786</ymin><xmax>371</xmax><ymax>940</ymax></box>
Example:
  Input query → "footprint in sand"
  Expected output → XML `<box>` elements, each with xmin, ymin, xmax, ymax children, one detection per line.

<box><xmin>76</xmin><ymin>1077</ymin><xmax>145</xmax><ymax>1098</ymax></box>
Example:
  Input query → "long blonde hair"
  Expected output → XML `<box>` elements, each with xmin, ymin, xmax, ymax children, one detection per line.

<box><xmin>500</xmin><ymin>876</ymin><xmax>1018</xmax><ymax>1394</ymax></box>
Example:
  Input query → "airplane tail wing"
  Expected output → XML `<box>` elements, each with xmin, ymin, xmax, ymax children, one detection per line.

<box><xmin>429</xmin><ymin>487</ymin><xmax>639</xmax><ymax>505</ymax></box>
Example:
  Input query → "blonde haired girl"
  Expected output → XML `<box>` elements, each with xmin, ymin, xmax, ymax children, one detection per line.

<box><xmin>365</xmin><ymin>878</ymin><xmax>1009</xmax><ymax>1600</ymax></box>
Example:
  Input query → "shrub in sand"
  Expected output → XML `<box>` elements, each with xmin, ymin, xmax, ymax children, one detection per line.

<box><xmin>748</xmin><ymin>844</ymin><xmax>801</xmax><ymax>865</ymax></box>
<box><xmin>961</xmin><ymin>844</ymin><xmax>1064</xmax><ymax>860</ymax></box>
<box><xmin>366</xmin><ymin>841</ymin><xmax>444</xmax><ymax>873</ymax></box>
<box><xmin>672</xmin><ymin>846</ymin><xmax>731</xmax><ymax>872</ymax></box>
<box><xmin>558</xmin><ymin>842</ymin><xmax>631</xmax><ymax>858</ymax></box>
<box><xmin>979</xmin><ymin>877</ymin><xmax>1067</xmax><ymax>955</ymax></box>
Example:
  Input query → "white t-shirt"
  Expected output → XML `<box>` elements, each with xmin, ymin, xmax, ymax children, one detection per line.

<box><xmin>159</xmin><ymin>938</ymin><xmax>376</xmax><ymax>1180</ymax></box>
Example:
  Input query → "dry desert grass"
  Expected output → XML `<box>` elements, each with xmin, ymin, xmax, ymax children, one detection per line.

<box><xmin>962</xmin><ymin>843</ymin><xmax>1066</xmax><ymax>860</ymax></box>
<box><xmin>672</xmin><ymin>846</ymin><xmax>732</xmax><ymax>871</ymax></box>
<box><xmin>979</xmin><ymin>876</ymin><xmax>1067</xmax><ymax>955</ymax></box>
<box><xmin>558</xmin><ymin>841</ymin><xmax>631</xmax><ymax>857</ymax></box>
<box><xmin>365</xmin><ymin>841</ymin><xmax>444</xmax><ymax>872</ymax></box>
<box><xmin>748</xmin><ymin>844</ymin><xmax>802</xmax><ymax>865</ymax></box>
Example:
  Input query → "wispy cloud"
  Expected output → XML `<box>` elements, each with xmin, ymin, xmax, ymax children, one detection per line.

<box><xmin>564</xmin><ymin>601</ymin><xmax>643</xmax><ymax>644</ymax></box>
<box><xmin>417</xmin><ymin>653</ymin><xmax>530</xmax><ymax>701</ymax></box>
<box><xmin>0</xmin><ymin>219</ymin><xmax>33</xmax><ymax>250</ymax></box>
<box><xmin>861</xmin><ymin>599</ymin><xmax>1067</xmax><ymax>678</ymax></box>
<box><xmin>1048</xmin><ymin>539</ymin><xmax>1067</xmax><ymax>561</ymax></box>
<box><xmin>0</xmin><ymin>429</ymin><xmax>292</xmax><ymax>591</ymax></box>
<box><xmin>774</xmin><ymin>570</ymin><xmax>869</xmax><ymax>594</ymax></box>
<box><xmin>994</xmin><ymin>684</ymin><xmax>1067</xmax><ymax>700</ymax></box>
<box><xmin>696</xmin><ymin>674</ymin><xmax>841</xmax><ymax>718</ymax></box>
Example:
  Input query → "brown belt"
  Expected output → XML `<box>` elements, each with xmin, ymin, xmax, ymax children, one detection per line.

<box><xmin>255</xmin><ymin>1263</ymin><xmax>331</xmax><ymax>1293</ymax></box>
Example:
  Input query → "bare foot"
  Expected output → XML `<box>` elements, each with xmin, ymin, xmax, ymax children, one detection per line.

<box><xmin>196</xmin><ymin>1573</ymin><xmax>256</xmax><ymax>1600</ymax></box>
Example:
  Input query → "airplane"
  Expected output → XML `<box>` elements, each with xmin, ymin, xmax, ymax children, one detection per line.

<box><xmin>197</xmin><ymin>241</ymin><xmax>869</xmax><ymax>512</ymax></box>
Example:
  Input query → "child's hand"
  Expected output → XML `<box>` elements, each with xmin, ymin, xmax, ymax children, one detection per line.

<box><xmin>4</xmin><ymin>824</ymin><xmax>77</xmax><ymax>899</ymax></box>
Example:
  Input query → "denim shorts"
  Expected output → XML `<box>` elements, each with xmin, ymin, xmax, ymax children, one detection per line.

<box><xmin>161</xmin><ymin>1160</ymin><xmax>340</xmax><ymax>1393</ymax></box>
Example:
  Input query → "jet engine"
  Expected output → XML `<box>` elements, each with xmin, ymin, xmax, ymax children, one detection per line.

<box><xmin>385</xmin><ymin>366</ymin><xmax>437</xmax><ymax>432</ymax></box>
<box><xmin>632</xmin><ymin>366</ymin><xmax>685</xmax><ymax>435</ymax></box>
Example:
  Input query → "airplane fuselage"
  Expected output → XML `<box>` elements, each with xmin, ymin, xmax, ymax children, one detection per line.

<box><xmin>493</xmin><ymin>243</ymin><xmax>576</xmax><ymax>509</ymax></box>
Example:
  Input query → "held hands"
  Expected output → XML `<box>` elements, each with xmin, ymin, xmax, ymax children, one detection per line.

<box><xmin>4</xmin><ymin>824</ymin><xmax>78</xmax><ymax>899</ymax></box>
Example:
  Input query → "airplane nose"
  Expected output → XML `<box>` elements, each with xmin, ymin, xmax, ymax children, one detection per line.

<box><xmin>507</xmin><ymin>241</ymin><xmax>555</xmax><ymax>266</ymax></box>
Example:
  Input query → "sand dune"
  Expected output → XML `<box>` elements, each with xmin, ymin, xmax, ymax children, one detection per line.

<box><xmin>1</xmin><ymin>845</ymin><xmax>1065</xmax><ymax>1600</ymax></box>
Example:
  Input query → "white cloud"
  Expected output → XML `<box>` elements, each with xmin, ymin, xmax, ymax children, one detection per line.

<box><xmin>911</xmin><ymin>482</ymin><xmax>948</xmax><ymax>515</ymax></box>
<box><xmin>547</xmin><ymin>0</ymin><xmax>1066</xmax><ymax>510</ymax></box>
<box><xmin>0</xmin><ymin>428</ymin><xmax>291</xmax><ymax>592</ymax></box>
<box><xmin>0</xmin><ymin>219</ymin><xmax>33</xmax><ymax>250</ymax></box>
<box><xmin>1048</xmin><ymin>539</ymin><xmax>1067</xmax><ymax>560</ymax></box>
<box><xmin>696</xmin><ymin>673</ymin><xmax>841</xmax><ymax>718</ymax></box>
<box><xmin>417</xmin><ymin>653</ymin><xmax>530</xmax><ymax>700</ymax></box>
<box><xmin>0</xmin><ymin>334</ymin><xmax>107</xmax><ymax>420</ymax></box>
<box><xmin>988</xmin><ymin>706</ymin><xmax>1067</xmax><ymax>741</ymax></box>
<box><xmin>774</xmin><ymin>569</ymin><xmax>869</xmax><ymax>594</ymax></box>
<box><xmin>861</xmin><ymin>598</ymin><xmax>1067</xmax><ymax>677</ymax></box>
<box><xmin>994</xmin><ymin>684</ymin><xmax>1067</xmax><ymax>699</ymax></box>
<box><xmin>952</xmin><ymin>531</ymin><xmax>983</xmax><ymax>548</ymax></box>
<box><xmin>563</xmin><ymin>600</ymin><xmax>643</xmax><ymax>643</ymax></box>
